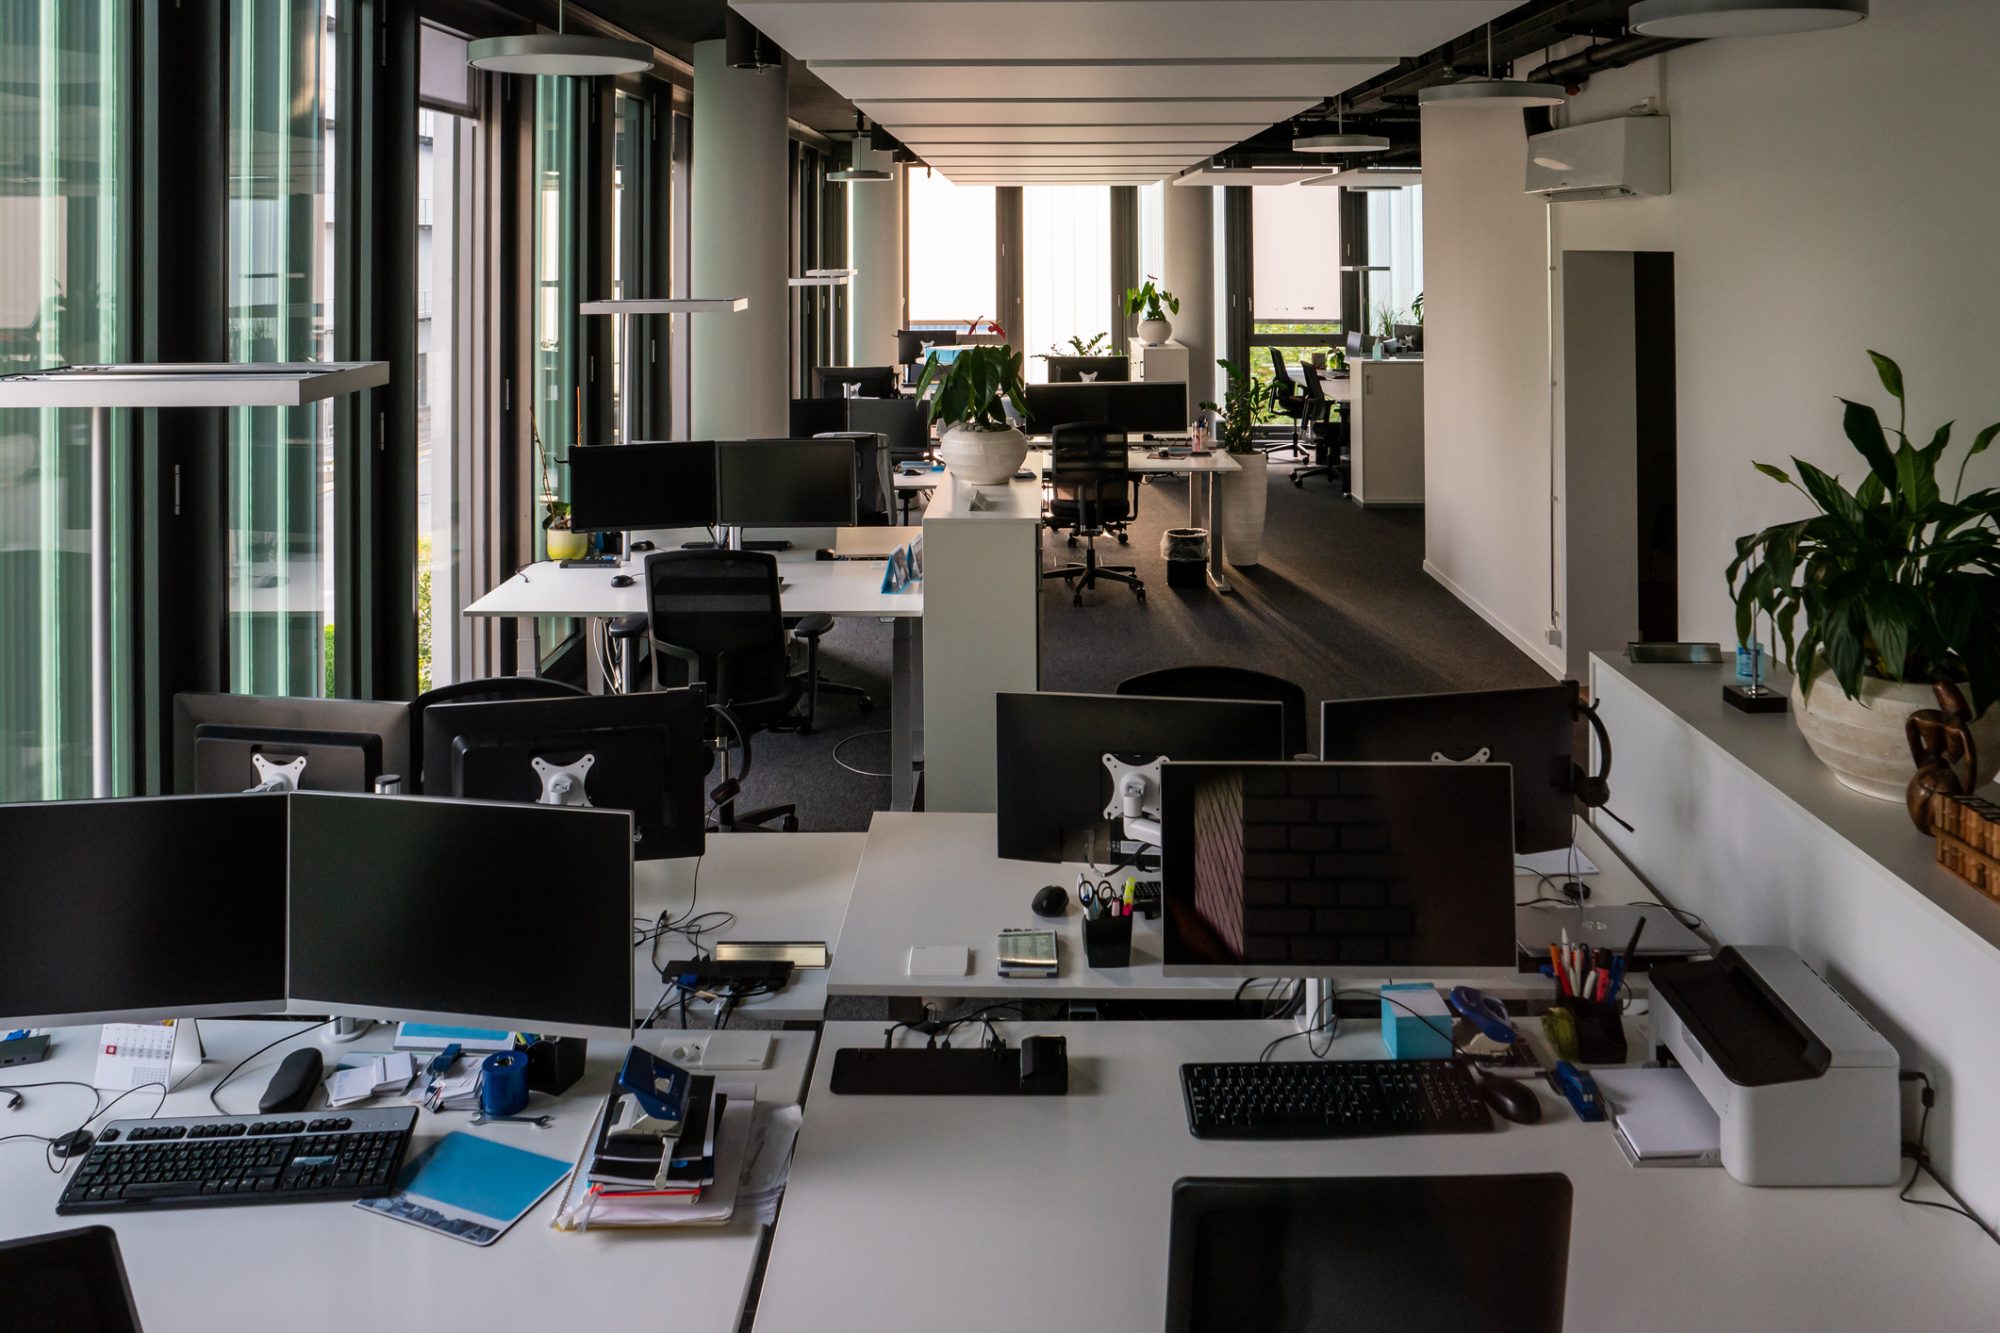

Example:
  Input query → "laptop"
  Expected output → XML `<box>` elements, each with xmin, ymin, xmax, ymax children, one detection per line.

<box><xmin>1515</xmin><ymin>902</ymin><xmax>1708</xmax><ymax>962</ymax></box>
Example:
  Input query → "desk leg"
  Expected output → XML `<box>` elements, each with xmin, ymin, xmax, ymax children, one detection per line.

<box><xmin>514</xmin><ymin>618</ymin><xmax>542</xmax><ymax>678</ymax></box>
<box><xmin>891</xmin><ymin>617</ymin><xmax>921</xmax><ymax>811</ymax></box>
<box><xmin>1204</xmin><ymin>474</ymin><xmax>1233</xmax><ymax>595</ymax></box>
<box><xmin>1186</xmin><ymin>471</ymin><xmax>1200</xmax><ymax>527</ymax></box>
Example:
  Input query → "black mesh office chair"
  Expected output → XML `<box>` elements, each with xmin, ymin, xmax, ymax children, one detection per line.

<box><xmin>1264</xmin><ymin>349</ymin><xmax>1309</xmax><ymax>461</ymax></box>
<box><xmin>2</xmin><ymin>1226</ymin><xmax>146</xmax><ymax>1333</ymax></box>
<box><xmin>1044</xmin><ymin>422</ymin><xmax>1145</xmax><ymax>606</ymax></box>
<box><xmin>410</xmin><ymin>676</ymin><xmax>587</xmax><ymax>787</ymax></box>
<box><xmin>642</xmin><ymin>549</ymin><xmax>803</xmax><ymax>832</ymax></box>
<box><xmin>1291</xmin><ymin>367</ymin><xmax>1350</xmax><ymax>492</ymax></box>
<box><xmin>1116</xmin><ymin>665</ymin><xmax>1312</xmax><ymax>759</ymax></box>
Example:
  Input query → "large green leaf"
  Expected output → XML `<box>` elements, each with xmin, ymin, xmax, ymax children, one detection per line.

<box><xmin>1893</xmin><ymin>441</ymin><xmax>1941</xmax><ymax>515</ymax></box>
<box><xmin>1839</xmin><ymin>399</ymin><xmax>1898</xmax><ymax>486</ymax></box>
<box><xmin>1794</xmin><ymin>459</ymin><xmax>1865</xmax><ymax>529</ymax></box>
<box><xmin>1867</xmin><ymin>350</ymin><xmax>1905</xmax><ymax>404</ymax></box>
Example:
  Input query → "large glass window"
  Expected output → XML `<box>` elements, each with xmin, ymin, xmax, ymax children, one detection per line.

<box><xmin>1137</xmin><ymin>182</ymin><xmax>1164</xmax><ymax>299</ymax></box>
<box><xmin>1250</xmin><ymin>185</ymin><xmax>1341</xmax><ymax>411</ymax></box>
<box><xmin>905</xmin><ymin>170</ymin><xmax>994</xmax><ymax>329</ymax></box>
<box><xmin>227</xmin><ymin>0</ymin><xmax>336</xmax><ymax>696</ymax></box>
<box><xmin>0</xmin><ymin>3</ymin><xmax>129</xmax><ymax>799</ymax></box>
<box><xmin>1022</xmin><ymin>186</ymin><xmax>1111</xmax><ymax>382</ymax></box>
<box><xmin>532</xmin><ymin>77</ymin><xmax>581</xmax><ymax>658</ymax></box>
<box><xmin>1368</xmin><ymin>184</ymin><xmax>1424</xmax><ymax>339</ymax></box>
<box><xmin>415</xmin><ymin>103</ymin><xmax>472</xmax><ymax>694</ymax></box>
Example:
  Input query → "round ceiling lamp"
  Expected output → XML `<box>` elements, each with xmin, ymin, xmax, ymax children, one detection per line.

<box><xmin>1419</xmin><ymin>21</ymin><xmax>1567</xmax><ymax>109</ymax></box>
<box><xmin>829</xmin><ymin>114</ymin><xmax>893</xmax><ymax>183</ymax></box>
<box><xmin>467</xmin><ymin>1</ymin><xmax>652</xmax><ymax>77</ymax></box>
<box><xmin>1629</xmin><ymin>0</ymin><xmax>1868</xmax><ymax>37</ymax></box>
<box><xmin>1294</xmin><ymin>104</ymin><xmax>1390</xmax><ymax>154</ymax></box>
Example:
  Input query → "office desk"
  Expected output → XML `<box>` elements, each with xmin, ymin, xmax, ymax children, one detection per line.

<box><xmin>0</xmin><ymin>1021</ymin><xmax>816</xmax><ymax>1333</ymax></box>
<box><xmin>463</xmin><ymin>539</ymin><xmax>926</xmax><ymax>810</ymax></box>
<box><xmin>635</xmin><ymin>831</ymin><xmax>865</xmax><ymax>1024</ymax></box>
<box><xmin>1025</xmin><ymin>445</ymin><xmax>1242</xmax><ymax>594</ymax></box>
<box><xmin>758</xmin><ymin>1019</ymin><xmax>2000</xmax><ymax>1333</ymax></box>
<box><xmin>827</xmin><ymin>813</ymin><xmax>1673</xmax><ymax>1004</ymax></box>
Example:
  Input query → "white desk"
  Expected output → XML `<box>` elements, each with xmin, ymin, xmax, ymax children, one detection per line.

<box><xmin>758</xmin><ymin>1019</ymin><xmax>2000</xmax><ymax>1333</ymax></box>
<box><xmin>827</xmin><ymin>813</ymin><xmax>1674</xmax><ymax>1003</ymax></box>
<box><xmin>1024</xmin><ymin>445</ymin><xmax>1242</xmax><ymax>593</ymax></box>
<box><xmin>635</xmin><ymin>831</ymin><xmax>865</xmax><ymax>1024</ymax></box>
<box><xmin>0</xmin><ymin>1021</ymin><xmax>814</xmax><ymax>1333</ymax></box>
<box><xmin>463</xmin><ymin>536</ymin><xmax>926</xmax><ymax>810</ymax></box>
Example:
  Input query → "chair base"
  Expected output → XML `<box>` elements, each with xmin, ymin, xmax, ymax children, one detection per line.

<box><xmin>1045</xmin><ymin>544</ymin><xmax>1146</xmax><ymax>607</ymax></box>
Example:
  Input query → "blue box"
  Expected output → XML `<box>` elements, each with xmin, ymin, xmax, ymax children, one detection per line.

<box><xmin>1381</xmin><ymin>984</ymin><xmax>1453</xmax><ymax>1060</ymax></box>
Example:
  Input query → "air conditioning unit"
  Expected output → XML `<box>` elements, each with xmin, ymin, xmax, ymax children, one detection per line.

<box><xmin>1525</xmin><ymin>116</ymin><xmax>1670</xmax><ymax>202</ymax></box>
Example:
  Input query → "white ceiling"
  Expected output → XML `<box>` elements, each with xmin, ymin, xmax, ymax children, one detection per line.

<box><xmin>732</xmin><ymin>0</ymin><xmax>1515</xmax><ymax>184</ymax></box>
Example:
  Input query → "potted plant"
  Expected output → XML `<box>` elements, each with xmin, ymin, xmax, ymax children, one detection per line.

<box><xmin>916</xmin><ymin>343</ymin><xmax>1031</xmax><ymax>485</ymax></box>
<box><xmin>1200</xmin><ymin>359</ymin><xmax>1279</xmax><ymax>566</ymax></box>
<box><xmin>1373</xmin><ymin>301</ymin><xmax>1401</xmax><ymax>358</ymax></box>
<box><xmin>1125</xmin><ymin>278</ymin><xmax>1180</xmax><ymax>347</ymax></box>
<box><xmin>1036</xmin><ymin>333</ymin><xmax>1121</xmax><ymax>380</ymax></box>
<box><xmin>532</xmin><ymin>411</ymin><xmax>589</xmax><ymax>561</ymax></box>
<box><xmin>1727</xmin><ymin>351</ymin><xmax>2000</xmax><ymax>800</ymax></box>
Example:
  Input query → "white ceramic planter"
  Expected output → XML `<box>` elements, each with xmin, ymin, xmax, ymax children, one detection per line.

<box><xmin>1218</xmin><ymin>450</ymin><xmax>1268</xmax><ymax>567</ymax></box>
<box><xmin>939</xmin><ymin>423</ymin><xmax>1029</xmax><ymax>486</ymax></box>
<box><xmin>1790</xmin><ymin>670</ymin><xmax>2000</xmax><ymax>800</ymax></box>
<box><xmin>1137</xmin><ymin>317</ymin><xmax>1173</xmax><ymax>346</ymax></box>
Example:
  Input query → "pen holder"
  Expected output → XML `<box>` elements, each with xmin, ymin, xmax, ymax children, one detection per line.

<box><xmin>1548</xmin><ymin>996</ymin><xmax>1627</xmax><ymax>1065</ymax></box>
<box><xmin>1082</xmin><ymin>913</ymin><xmax>1133</xmax><ymax>969</ymax></box>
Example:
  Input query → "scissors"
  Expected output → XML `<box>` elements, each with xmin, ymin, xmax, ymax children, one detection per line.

<box><xmin>1447</xmin><ymin>986</ymin><xmax>1517</xmax><ymax>1044</ymax></box>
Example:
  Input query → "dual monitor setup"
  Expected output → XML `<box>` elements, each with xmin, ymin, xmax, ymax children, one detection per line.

<box><xmin>566</xmin><ymin>437</ymin><xmax>861</xmax><ymax>535</ymax></box>
<box><xmin>995</xmin><ymin>682</ymin><xmax>1609</xmax><ymax>979</ymax></box>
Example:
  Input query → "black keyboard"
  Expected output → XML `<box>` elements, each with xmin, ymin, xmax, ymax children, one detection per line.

<box><xmin>1180</xmin><ymin>1059</ymin><xmax>1493</xmax><ymax>1140</ymax></box>
<box><xmin>56</xmin><ymin>1107</ymin><xmax>418</xmax><ymax>1214</ymax></box>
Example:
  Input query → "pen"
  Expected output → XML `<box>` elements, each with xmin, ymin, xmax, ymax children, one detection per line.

<box><xmin>1620</xmin><ymin>918</ymin><xmax>1648</xmax><ymax>971</ymax></box>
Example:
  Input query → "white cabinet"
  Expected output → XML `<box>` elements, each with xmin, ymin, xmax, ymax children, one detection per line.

<box><xmin>1348</xmin><ymin>359</ymin><xmax>1424</xmax><ymax>507</ymax></box>
<box><xmin>1127</xmin><ymin>337</ymin><xmax>1191</xmax><ymax>421</ymax></box>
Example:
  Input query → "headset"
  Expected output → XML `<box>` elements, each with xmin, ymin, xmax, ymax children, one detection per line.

<box><xmin>1570</xmin><ymin>687</ymin><xmax>1628</xmax><ymax>831</ymax></box>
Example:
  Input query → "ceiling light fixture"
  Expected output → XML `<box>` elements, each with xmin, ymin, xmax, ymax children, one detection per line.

<box><xmin>829</xmin><ymin>113</ymin><xmax>893</xmax><ymax>183</ymax></box>
<box><xmin>725</xmin><ymin>12</ymin><xmax>781</xmax><ymax>70</ymax></box>
<box><xmin>1419</xmin><ymin>22</ymin><xmax>1566</xmax><ymax>109</ymax></box>
<box><xmin>1293</xmin><ymin>103</ymin><xmax>1390</xmax><ymax>154</ymax></box>
<box><xmin>1628</xmin><ymin>0</ymin><xmax>1867</xmax><ymax>37</ymax></box>
<box><xmin>467</xmin><ymin>0</ymin><xmax>651</xmax><ymax>77</ymax></box>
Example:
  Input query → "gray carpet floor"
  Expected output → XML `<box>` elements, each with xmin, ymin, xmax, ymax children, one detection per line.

<box><xmin>731</xmin><ymin>461</ymin><xmax>1552</xmax><ymax>832</ymax></box>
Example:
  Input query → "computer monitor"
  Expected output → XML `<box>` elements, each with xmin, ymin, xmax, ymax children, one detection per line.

<box><xmin>846</xmin><ymin>396</ymin><xmax>930</xmax><ymax>461</ymax></box>
<box><xmin>420</xmin><ymin>688</ymin><xmax>708</xmax><ymax>861</ymax></box>
<box><xmin>1043</xmin><ymin>355</ymin><xmax>1130</xmax><ymax>383</ymax></box>
<box><xmin>1319</xmin><ymin>682</ymin><xmax>1585</xmax><ymax>854</ymax></box>
<box><xmin>1159</xmin><ymin>761</ymin><xmax>1517</xmax><ymax>977</ymax></box>
<box><xmin>173</xmin><ymin>693</ymin><xmax>411</xmax><ymax>795</ymax></box>
<box><xmin>715</xmin><ymin>438</ymin><xmax>859</xmax><ymax>528</ymax></box>
<box><xmin>994</xmin><ymin>692</ymin><xmax>1289</xmax><ymax>864</ymax></box>
<box><xmin>812</xmin><ymin>365</ymin><xmax>898</xmax><ymax>400</ymax></box>
<box><xmin>1166</xmin><ymin>1174</ymin><xmax>1572</xmax><ymax>1333</ymax></box>
<box><xmin>0</xmin><ymin>794</ymin><xmax>290</xmax><ymax>1028</ymax></box>
<box><xmin>567</xmin><ymin>441</ymin><xmax>719</xmax><ymax>532</ymax></box>
<box><xmin>789</xmin><ymin>397</ymin><xmax>850</xmax><ymax>439</ymax></box>
<box><xmin>896</xmin><ymin>328</ymin><xmax>958</xmax><ymax>365</ymax></box>
<box><xmin>286</xmin><ymin>793</ymin><xmax>634</xmax><ymax>1040</ymax></box>
<box><xmin>1021</xmin><ymin>381</ymin><xmax>1188</xmax><ymax>434</ymax></box>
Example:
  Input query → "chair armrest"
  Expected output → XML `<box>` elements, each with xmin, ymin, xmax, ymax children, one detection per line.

<box><xmin>788</xmin><ymin>611</ymin><xmax>836</xmax><ymax>640</ymax></box>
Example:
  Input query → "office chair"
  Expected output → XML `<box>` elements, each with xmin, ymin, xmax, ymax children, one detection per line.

<box><xmin>1115</xmin><ymin>665</ymin><xmax>1311</xmax><ymax>760</ymax></box>
<box><xmin>1043</xmin><ymin>422</ymin><xmax>1145</xmax><ymax>607</ymax></box>
<box><xmin>410</xmin><ymin>675</ymin><xmax>587</xmax><ymax>786</ymax></box>
<box><xmin>1264</xmin><ymin>349</ymin><xmax>1308</xmax><ymax>461</ymax></box>
<box><xmin>1</xmin><ymin>1225</ymin><xmax>146</xmax><ymax>1333</ymax></box>
<box><xmin>641</xmin><ymin>549</ymin><xmax>805</xmax><ymax>832</ymax></box>
<box><xmin>1291</xmin><ymin>368</ymin><xmax>1350</xmax><ymax>493</ymax></box>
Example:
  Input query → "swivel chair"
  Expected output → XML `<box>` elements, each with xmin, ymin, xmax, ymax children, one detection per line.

<box><xmin>1043</xmin><ymin>422</ymin><xmax>1145</xmax><ymax>607</ymax></box>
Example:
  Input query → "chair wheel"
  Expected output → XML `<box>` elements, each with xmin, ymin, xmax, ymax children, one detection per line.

<box><xmin>1116</xmin><ymin>533</ymin><xmax>1129</xmax><ymax>545</ymax></box>
<box><xmin>859</xmin><ymin>699</ymin><xmax>875</xmax><ymax>714</ymax></box>
<box><xmin>1073</xmin><ymin>593</ymin><xmax>1084</xmax><ymax>607</ymax></box>
<box><xmin>1135</xmin><ymin>590</ymin><xmax>1147</xmax><ymax>604</ymax></box>
<box><xmin>798</xmin><ymin>722</ymin><xmax>814</xmax><ymax>736</ymax></box>
<box><xmin>1066</xmin><ymin>536</ymin><xmax>1077</xmax><ymax>548</ymax></box>
<box><xmin>782</xmin><ymin>815</ymin><xmax>800</xmax><ymax>833</ymax></box>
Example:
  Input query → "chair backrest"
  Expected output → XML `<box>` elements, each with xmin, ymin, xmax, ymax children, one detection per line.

<box><xmin>1269</xmin><ymin>349</ymin><xmax>1302</xmax><ymax>408</ymax></box>
<box><xmin>410</xmin><ymin>675</ymin><xmax>587</xmax><ymax>785</ymax></box>
<box><xmin>1048</xmin><ymin>421</ymin><xmax>1131</xmax><ymax>531</ymax></box>
<box><xmin>1</xmin><ymin>1226</ymin><xmax>145</xmax><ymax>1333</ymax></box>
<box><xmin>643</xmin><ymin>549</ymin><xmax>792</xmax><ymax>713</ymax></box>
<box><xmin>1298</xmin><ymin>363</ymin><xmax>1328</xmax><ymax>411</ymax></box>
<box><xmin>1116</xmin><ymin>665</ymin><xmax>1311</xmax><ymax>759</ymax></box>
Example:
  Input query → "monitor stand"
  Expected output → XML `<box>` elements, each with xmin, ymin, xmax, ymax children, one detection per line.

<box><xmin>680</xmin><ymin>526</ymin><xmax>792</xmax><ymax>553</ymax></box>
<box><xmin>1298</xmin><ymin>977</ymin><xmax>1333</xmax><ymax>1036</ymax></box>
<box><xmin>325</xmin><ymin>1017</ymin><xmax>374</xmax><ymax>1044</ymax></box>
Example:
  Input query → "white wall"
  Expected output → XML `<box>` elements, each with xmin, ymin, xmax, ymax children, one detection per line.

<box><xmin>848</xmin><ymin>149</ymin><xmax>905</xmax><ymax>366</ymax></box>
<box><xmin>1425</xmin><ymin>2</ymin><xmax>2000</xmax><ymax>665</ymax></box>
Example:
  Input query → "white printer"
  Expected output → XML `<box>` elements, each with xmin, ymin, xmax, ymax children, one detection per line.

<box><xmin>1648</xmin><ymin>945</ymin><xmax>1901</xmax><ymax>1187</ymax></box>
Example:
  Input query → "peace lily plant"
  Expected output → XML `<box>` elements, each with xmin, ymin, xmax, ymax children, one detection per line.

<box><xmin>917</xmin><ymin>343</ymin><xmax>1032</xmax><ymax>486</ymax></box>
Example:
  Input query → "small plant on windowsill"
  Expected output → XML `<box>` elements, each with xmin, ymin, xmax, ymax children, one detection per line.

<box><xmin>918</xmin><ymin>343</ymin><xmax>1031</xmax><ymax>486</ymax></box>
<box><xmin>532</xmin><ymin>409</ymin><xmax>588</xmax><ymax>561</ymax></box>
<box><xmin>1037</xmin><ymin>332</ymin><xmax>1118</xmax><ymax>360</ymax></box>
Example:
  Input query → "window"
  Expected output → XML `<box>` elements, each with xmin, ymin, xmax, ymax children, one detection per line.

<box><xmin>226</xmin><ymin>0</ymin><xmax>337</xmax><ymax>697</ymax></box>
<box><xmin>1250</xmin><ymin>185</ymin><xmax>1342</xmax><ymax>411</ymax></box>
<box><xmin>1022</xmin><ymin>186</ymin><xmax>1111</xmax><ymax>381</ymax></box>
<box><xmin>1138</xmin><ymin>182</ymin><xmax>1164</xmax><ymax>298</ymax></box>
<box><xmin>532</xmin><ymin>76</ymin><xmax>582</xmax><ymax>659</ymax></box>
<box><xmin>905</xmin><ymin>170</ymin><xmax>995</xmax><ymax>328</ymax></box>
<box><xmin>0</xmin><ymin>4</ymin><xmax>130</xmax><ymax>799</ymax></box>
<box><xmin>1367</xmin><ymin>185</ymin><xmax>1424</xmax><ymax>338</ymax></box>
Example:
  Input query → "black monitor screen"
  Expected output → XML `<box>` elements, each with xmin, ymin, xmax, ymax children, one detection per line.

<box><xmin>716</xmin><ymin>438</ymin><xmax>858</xmax><ymax>527</ymax></box>
<box><xmin>568</xmin><ymin>441</ymin><xmax>718</xmax><ymax>532</ymax></box>
<box><xmin>846</xmin><ymin>396</ymin><xmax>930</xmax><ymax>459</ymax></box>
<box><xmin>789</xmin><ymin>398</ymin><xmax>850</xmax><ymax>439</ymax></box>
<box><xmin>420</xmin><ymin>688</ymin><xmax>707</xmax><ymax>860</ymax></box>
<box><xmin>1319</xmin><ymin>683</ymin><xmax>1582</xmax><ymax>853</ymax></box>
<box><xmin>1043</xmin><ymin>356</ymin><xmax>1130</xmax><ymax>383</ymax></box>
<box><xmin>1022</xmin><ymin>381</ymin><xmax>1186</xmax><ymax>434</ymax></box>
<box><xmin>1161</xmin><ymin>762</ymin><xmax>1516</xmax><ymax>974</ymax></box>
<box><xmin>1166</xmin><ymin>1174</ymin><xmax>1573</xmax><ymax>1333</ymax></box>
<box><xmin>896</xmin><ymin>329</ymin><xmax>957</xmax><ymax>364</ymax></box>
<box><xmin>287</xmin><ymin>794</ymin><xmax>633</xmax><ymax>1038</ymax></box>
<box><xmin>994</xmin><ymin>692</ymin><xmax>1288</xmax><ymax>864</ymax></box>
<box><xmin>812</xmin><ymin>366</ymin><xmax>897</xmax><ymax>400</ymax></box>
<box><xmin>0</xmin><ymin>795</ymin><xmax>289</xmax><ymax>1027</ymax></box>
<box><xmin>174</xmin><ymin>693</ymin><xmax>410</xmax><ymax>795</ymax></box>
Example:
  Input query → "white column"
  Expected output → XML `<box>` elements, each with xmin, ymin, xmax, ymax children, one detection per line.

<box><xmin>847</xmin><ymin>147</ymin><xmax>904</xmax><ymax>366</ymax></box>
<box><xmin>1162</xmin><ymin>182</ymin><xmax>1215</xmax><ymax>409</ymax></box>
<box><xmin>691</xmin><ymin>39</ymin><xmax>788</xmax><ymax>439</ymax></box>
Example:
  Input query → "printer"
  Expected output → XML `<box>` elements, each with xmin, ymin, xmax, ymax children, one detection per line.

<box><xmin>1648</xmin><ymin>945</ymin><xmax>1900</xmax><ymax>1187</ymax></box>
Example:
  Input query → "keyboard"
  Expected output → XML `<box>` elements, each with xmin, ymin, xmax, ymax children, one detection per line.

<box><xmin>56</xmin><ymin>1107</ymin><xmax>419</xmax><ymax>1214</ymax></box>
<box><xmin>1180</xmin><ymin>1059</ymin><xmax>1493</xmax><ymax>1140</ymax></box>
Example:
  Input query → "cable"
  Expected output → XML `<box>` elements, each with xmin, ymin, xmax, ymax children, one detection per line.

<box><xmin>1260</xmin><ymin>988</ymin><xmax>1487</xmax><ymax>1065</ymax></box>
<box><xmin>831</xmin><ymin>728</ymin><xmax>894</xmax><ymax>779</ymax></box>
<box><xmin>207</xmin><ymin>1020</ymin><xmax>338</xmax><ymax>1114</ymax></box>
<box><xmin>1898</xmin><ymin>1071</ymin><xmax>2000</xmax><ymax>1247</ymax></box>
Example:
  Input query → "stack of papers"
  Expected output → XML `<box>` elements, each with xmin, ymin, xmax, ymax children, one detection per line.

<box><xmin>326</xmin><ymin>1053</ymin><xmax>417</xmax><ymax>1107</ymax></box>
<box><xmin>552</xmin><ymin>1079</ymin><xmax>761</xmax><ymax>1231</ymax></box>
<box><xmin>1592</xmin><ymin>1067</ymin><xmax>1721</xmax><ymax>1168</ymax></box>
<box><xmin>419</xmin><ymin>1067</ymin><xmax>484</xmax><ymax>1113</ymax></box>
<box><xmin>737</xmin><ymin>1104</ymin><xmax>804</xmax><ymax>1226</ymax></box>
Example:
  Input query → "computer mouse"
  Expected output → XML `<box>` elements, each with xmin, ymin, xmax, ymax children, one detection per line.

<box><xmin>609</xmin><ymin>574</ymin><xmax>635</xmax><ymax>588</ymax></box>
<box><xmin>1031</xmin><ymin>884</ymin><xmax>1069</xmax><ymax>918</ymax></box>
<box><xmin>1477</xmin><ymin>1071</ymin><xmax>1543</xmax><ymax>1125</ymax></box>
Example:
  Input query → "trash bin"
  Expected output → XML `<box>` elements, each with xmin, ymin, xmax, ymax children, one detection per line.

<box><xmin>1162</xmin><ymin>527</ymin><xmax>1208</xmax><ymax>589</ymax></box>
